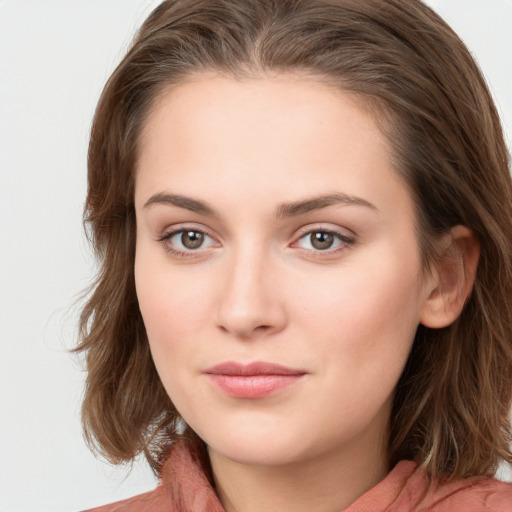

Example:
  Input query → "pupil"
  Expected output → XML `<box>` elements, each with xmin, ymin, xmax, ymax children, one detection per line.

<box><xmin>311</xmin><ymin>232</ymin><xmax>333</xmax><ymax>250</ymax></box>
<box><xmin>182</xmin><ymin>231</ymin><xmax>204</xmax><ymax>249</ymax></box>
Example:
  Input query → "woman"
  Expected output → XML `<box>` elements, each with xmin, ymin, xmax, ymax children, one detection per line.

<box><xmin>77</xmin><ymin>0</ymin><xmax>512</xmax><ymax>510</ymax></box>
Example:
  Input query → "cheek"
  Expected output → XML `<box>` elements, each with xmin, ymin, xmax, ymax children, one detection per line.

<box><xmin>136</xmin><ymin>228</ymin><xmax>216</xmax><ymax>317</ymax></box>
<box><xmin>288</xmin><ymin>250</ymin><xmax>422</xmax><ymax>429</ymax></box>
<box><xmin>293</xmin><ymin>252</ymin><xmax>423</xmax><ymax>344</ymax></box>
<box><xmin>135</xmin><ymin>262</ymin><xmax>216</xmax><ymax>420</ymax></box>
<box><xmin>139</xmin><ymin>280</ymin><xmax>210</xmax><ymax>338</ymax></box>
<box><xmin>288</xmin><ymin>241</ymin><xmax>424</xmax><ymax>409</ymax></box>
<box><xmin>134</xmin><ymin>246</ymin><xmax>214</xmax><ymax>365</ymax></box>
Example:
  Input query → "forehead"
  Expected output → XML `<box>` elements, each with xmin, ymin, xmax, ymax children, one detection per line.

<box><xmin>135</xmin><ymin>73</ymin><xmax>411</xmax><ymax>222</ymax></box>
<box><xmin>139</xmin><ymin>73</ymin><xmax>385</xmax><ymax>161</ymax></box>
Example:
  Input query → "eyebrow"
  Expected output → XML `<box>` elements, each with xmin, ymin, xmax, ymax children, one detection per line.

<box><xmin>275</xmin><ymin>193</ymin><xmax>378</xmax><ymax>218</ymax></box>
<box><xmin>143</xmin><ymin>192</ymin><xmax>377</xmax><ymax>217</ymax></box>
<box><xmin>143</xmin><ymin>192</ymin><xmax>217</xmax><ymax>216</ymax></box>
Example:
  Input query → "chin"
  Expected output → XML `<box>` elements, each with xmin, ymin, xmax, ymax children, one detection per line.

<box><xmin>209</xmin><ymin>440</ymin><xmax>305</xmax><ymax>467</ymax></box>
<box><xmin>199</xmin><ymin>421</ymin><xmax>309</xmax><ymax>467</ymax></box>
<box><xmin>203</xmin><ymin>428</ymin><xmax>328</xmax><ymax>466</ymax></box>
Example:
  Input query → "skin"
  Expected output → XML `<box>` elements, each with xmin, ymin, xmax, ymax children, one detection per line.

<box><xmin>134</xmin><ymin>74</ymin><xmax>477</xmax><ymax>512</ymax></box>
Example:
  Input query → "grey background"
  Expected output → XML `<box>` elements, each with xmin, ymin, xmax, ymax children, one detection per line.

<box><xmin>0</xmin><ymin>1</ymin><xmax>511</xmax><ymax>510</ymax></box>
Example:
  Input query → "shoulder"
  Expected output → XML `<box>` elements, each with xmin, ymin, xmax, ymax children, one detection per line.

<box><xmin>81</xmin><ymin>442</ymin><xmax>224</xmax><ymax>512</ymax></box>
<box><xmin>426</xmin><ymin>476</ymin><xmax>512</xmax><ymax>512</ymax></box>
<box><xmin>80</xmin><ymin>484</ymin><xmax>168</xmax><ymax>512</ymax></box>
<box><xmin>346</xmin><ymin>461</ymin><xmax>512</xmax><ymax>512</ymax></box>
<box><xmin>394</xmin><ymin>463</ymin><xmax>512</xmax><ymax>512</ymax></box>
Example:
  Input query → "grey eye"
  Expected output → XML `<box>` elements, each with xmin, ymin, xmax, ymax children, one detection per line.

<box><xmin>168</xmin><ymin>230</ymin><xmax>214</xmax><ymax>251</ymax></box>
<box><xmin>310</xmin><ymin>232</ymin><xmax>335</xmax><ymax>250</ymax></box>
<box><xmin>297</xmin><ymin>231</ymin><xmax>345</xmax><ymax>251</ymax></box>
<box><xmin>181</xmin><ymin>230</ymin><xmax>205</xmax><ymax>249</ymax></box>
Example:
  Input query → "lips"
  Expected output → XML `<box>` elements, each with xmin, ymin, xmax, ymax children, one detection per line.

<box><xmin>205</xmin><ymin>361</ymin><xmax>307</xmax><ymax>399</ymax></box>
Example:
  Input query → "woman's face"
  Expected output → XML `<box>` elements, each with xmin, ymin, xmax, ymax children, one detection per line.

<box><xmin>134</xmin><ymin>74</ymin><xmax>434</xmax><ymax>468</ymax></box>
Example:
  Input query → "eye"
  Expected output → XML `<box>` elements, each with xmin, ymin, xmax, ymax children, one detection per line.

<box><xmin>174</xmin><ymin>230</ymin><xmax>208</xmax><ymax>250</ymax></box>
<box><xmin>158</xmin><ymin>228</ymin><xmax>217</xmax><ymax>255</ymax></box>
<box><xmin>295</xmin><ymin>229</ymin><xmax>354</xmax><ymax>252</ymax></box>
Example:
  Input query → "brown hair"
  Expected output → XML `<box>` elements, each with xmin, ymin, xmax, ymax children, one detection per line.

<box><xmin>77</xmin><ymin>0</ymin><xmax>512</xmax><ymax>479</ymax></box>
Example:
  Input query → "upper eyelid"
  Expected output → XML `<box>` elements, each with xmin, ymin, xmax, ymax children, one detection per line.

<box><xmin>293</xmin><ymin>223</ymin><xmax>356</xmax><ymax>240</ymax></box>
<box><xmin>158</xmin><ymin>223</ymin><xmax>357</xmax><ymax>240</ymax></box>
<box><xmin>158</xmin><ymin>223</ymin><xmax>353</xmax><ymax>236</ymax></box>
<box><xmin>155</xmin><ymin>227</ymin><xmax>219</xmax><ymax>254</ymax></box>
<box><xmin>158</xmin><ymin>228</ymin><xmax>219</xmax><ymax>256</ymax></box>
<box><xmin>292</xmin><ymin>230</ymin><xmax>354</xmax><ymax>247</ymax></box>
<box><xmin>157</xmin><ymin>226</ymin><xmax>355</xmax><ymax>256</ymax></box>
<box><xmin>158</xmin><ymin>223</ymin><xmax>216</xmax><ymax>239</ymax></box>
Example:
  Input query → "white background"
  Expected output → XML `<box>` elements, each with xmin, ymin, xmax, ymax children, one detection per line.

<box><xmin>0</xmin><ymin>1</ymin><xmax>511</xmax><ymax>511</ymax></box>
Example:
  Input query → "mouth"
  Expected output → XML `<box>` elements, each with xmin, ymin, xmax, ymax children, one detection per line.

<box><xmin>204</xmin><ymin>361</ymin><xmax>307</xmax><ymax>399</ymax></box>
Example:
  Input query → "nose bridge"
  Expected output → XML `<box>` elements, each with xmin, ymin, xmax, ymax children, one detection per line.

<box><xmin>216</xmin><ymin>240</ymin><xmax>286</xmax><ymax>339</ymax></box>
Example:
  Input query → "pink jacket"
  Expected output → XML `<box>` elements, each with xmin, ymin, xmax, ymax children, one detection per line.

<box><xmin>85</xmin><ymin>444</ymin><xmax>512</xmax><ymax>512</ymax></box>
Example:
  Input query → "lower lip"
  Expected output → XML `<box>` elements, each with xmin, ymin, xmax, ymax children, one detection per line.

<box><xmin>207</xmin><ymin>374</ymin><xmax>305</xmax><ymax>399</ymax></box>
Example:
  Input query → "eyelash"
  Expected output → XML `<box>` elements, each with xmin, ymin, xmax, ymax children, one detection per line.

<box><xmin>156</xmin><ymin>228</ymin><xmax>218</xmax><ymax>259</ymax></box>
<box><xmin>292</xmin><ymin>227</ymin><xmax>355</xmax><ymax>258</ymax></box>
<box><xmin>156</xmin><ymin>226</ymin><xmax>355</xmax><ymax>259</ymax></box>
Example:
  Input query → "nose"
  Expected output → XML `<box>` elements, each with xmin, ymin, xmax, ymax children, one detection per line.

<box><xmin>215</xmin><ymin>247</ymin><xmax>287</xmax><ymax>340</ymax></box>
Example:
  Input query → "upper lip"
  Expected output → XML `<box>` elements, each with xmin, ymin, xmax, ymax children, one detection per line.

<box><xmin>205</xmin><ymin>361</ymin><xmax>306</xmax><ymax>376</ymax></box>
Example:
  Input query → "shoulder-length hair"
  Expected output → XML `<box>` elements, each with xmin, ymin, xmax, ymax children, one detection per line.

<box><xmin>77</xmin><ymin>0</ymin><xmax>512</xmax><ymax>479</ymax></box>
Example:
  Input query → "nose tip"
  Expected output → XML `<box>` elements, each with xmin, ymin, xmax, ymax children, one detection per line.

<box><xmin>215</xmin><ymin>257</ymin><xmax>287</xmax><ymax>340</ymax></box>
<box><xmin>217</xmin><ymin>319</ymin><xmax>277</xmax><ymax>340</ymax></box>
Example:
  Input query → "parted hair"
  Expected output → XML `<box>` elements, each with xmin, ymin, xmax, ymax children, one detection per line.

<box><xmin>77</xmin><ymin>0</ymin><xmax>512</xmax><ymax>479</ymax></box>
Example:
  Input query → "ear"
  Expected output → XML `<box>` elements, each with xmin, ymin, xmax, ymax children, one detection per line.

<box><xmin>419</xmin><ymin>225</ymin><xmax>480</xmax><ymax>329</ymax></box>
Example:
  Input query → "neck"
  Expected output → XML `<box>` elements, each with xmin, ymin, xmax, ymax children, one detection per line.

<box><xmin>208</xmin><ymin>424</ymin><xmax>389</xmax><ymax>512</ymax></box>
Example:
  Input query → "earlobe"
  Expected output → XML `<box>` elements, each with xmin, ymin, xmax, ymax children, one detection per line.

<box><xmin>419</xmin><ymin>225</ymin><xmax>480</xmax><ymax>329</ymax></box>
